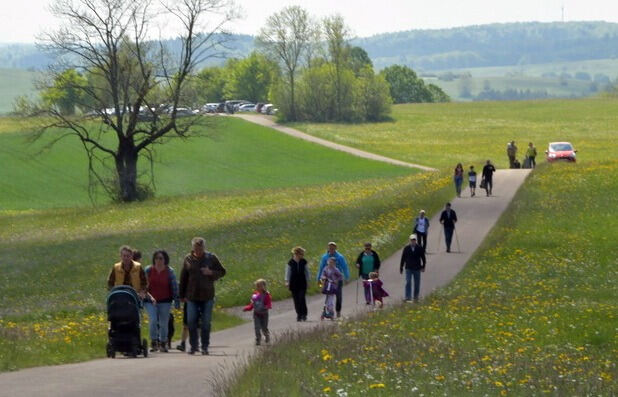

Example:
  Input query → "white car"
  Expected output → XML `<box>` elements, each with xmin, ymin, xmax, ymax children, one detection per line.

<box><xmin>237</xmin><ymin>103</ymin><xmax>256</xmax><ymax>112</ymax></box>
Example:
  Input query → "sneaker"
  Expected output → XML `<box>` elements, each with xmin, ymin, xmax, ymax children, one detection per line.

<box><xmin>188</xmin><ymin>350</ymin><xmax>197</xmax><ymax>355</ymax></box>
<box><xmin>201</xmin><ymin>349</ymin><xmax>209</xmax><ymax>355</ymax></box>
<box><xmin>150</xmin><ymin>340</ymin><xmax>159</xmax><ymax>353</ymax></box>
<box><xmin>336</xmin><ymin>312</ymin><xmax>341</xmax><ymax>318</ymax></box>
<box><xmin>255</xmin><ymin>340</ymin><xmax>261</xmax><ymax>346</ymax></box>
<box><xmin>265</xmin><ymin>334</ymin><xmax>270</xmax><ymax>344</ymax></box>
<box><xmin>159</xmin><ymin>345</ymin><xmax>168</xmax><ymax>353</ymax></box>
<box><xmin>176</xmin><ymin>342</ymin><xmax>186</xmax><ymax>352</ymax></box>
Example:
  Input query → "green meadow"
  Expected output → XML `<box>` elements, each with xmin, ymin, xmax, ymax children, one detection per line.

<box><xmin>0</xmin><ymin>68</ymin><xmax>37</xmax><ymax>114</ymax></box>
<box><xmin>0</xmin><ymin>117</ymin><xmax>413</xmax><ymax>210</ymax></box>
<box><xmin>292</xmin><ymin>98</ymin><xmax>617</xmax><ymax>169</ymax></box>
<box><xmin>227</xmin><ymin>159</ymin><xmax>618</xmax><ymax>396</ymax></box>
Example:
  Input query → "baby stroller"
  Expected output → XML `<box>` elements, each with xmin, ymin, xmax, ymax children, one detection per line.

<box><xmin>106</xmin><ymin>285</ymin><xmax>148</xmax><ymax>358</ymax></box>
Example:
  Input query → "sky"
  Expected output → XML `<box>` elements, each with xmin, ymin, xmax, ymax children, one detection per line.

<box><xmin>2</xmin><ymin>0</ymin><xmax>618</xmax><ymax>43</ymax></box>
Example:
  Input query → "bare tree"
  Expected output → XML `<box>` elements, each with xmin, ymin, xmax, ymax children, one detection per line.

<box><xmin>256</xmin><ymin>6</ymin><xmax>315</xmax><ymax>121</ymax></box>
<box><xmin>323</xmin><ymin>15</ymin><xmax>351</xmax><ymax>120</ymax></box>
<box><xmin>36</xmin><ymin>0</ymin><xmax>236</xmax><ymax>202</ymax></box>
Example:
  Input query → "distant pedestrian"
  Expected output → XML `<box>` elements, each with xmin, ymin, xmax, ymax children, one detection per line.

<box><xmin>439</xmin><ymin>202</ymin><xmax>458</xmax><ymax>253</ymax></box>
<box><xmin>285</xmin><ymin>246</ymin><xmax>310</xmax><ymax>322</ymax></box>
<box><xmin>413</xmin><ymin>210</ymin><xmax>430</xmax><ymax>251</ymax></box>
<box><xmin>243</xmin><ymin>279</ymin><xmax>272</xmax><ymax>346</ymax></box>
<box><xmin>482</xmin><ymin>160</ymin><xmax>496</xmax><ymax>196</ymax></box>
<box><xmin>355</xmin><ymin>243</ymin><xmax>381</xmax><ymax>304</ymax></box>
<box><xmin>316</xmin><ymin>242</ymin><xmax>350</xmax><ymax>318</ymax></box>
<box><xmin>399</xmin><ymin>234</ymin><xmax>426</xmax><ymax>302</ymax></box>
<box><xmin>363</xmin><ymin>271</ymin><xmax>389</xmax><ymax>308</ymax></box>
<box><xmin>144</xmin><ymin>250</ymin><xmax>180</xmax><ymax>353</ymax></box>
<box><xmin>320</xmin><ymin>258</ymin><xmax>343</xmax><ymax>320</ymax></box>
<box><xmin>507</xmin><ymin>141</ymin><xmax>518</xmax><ymax>168</ymax></box>
<box><xmin>525</xmin><ymin>142</ymin><xmax>537</xmax><ymax>168</ymax></box>
<box><xmin>468</xmin><ymin>165</ymin><xmax>477</xmax><ymax>197</ymax></box>
<box><xmin>454</xmin><ymin>163</ymin><xmax>464</xmax><ymax>197</ymax></box>
<box><xmin>179</xmin><ymin>237</ymin><xmax>226</xmax><ymax>355</ymax></box>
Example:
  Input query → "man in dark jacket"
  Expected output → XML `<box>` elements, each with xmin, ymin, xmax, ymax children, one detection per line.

<box><xmin>400</xmin><ymin>235</ymin><xmax>426</xmax><ymax>302</ymax></box>
<box><xmin>179</xmin><ymin>237</ymin><xmax>226</xmax><ymax>355</ymax></box>
<box><xmin>439</xmin><ymin>202</ymin><xmax>458</xmax><ymax>253</ymax></box>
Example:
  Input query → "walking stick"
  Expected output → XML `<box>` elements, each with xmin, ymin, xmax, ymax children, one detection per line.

<box><xmin>367</xmin><ymin>279</ymin><xmax>374</xmax><ymax>309</ymax></box>
<box><xmin>356</xmin><ymin>277</ymin><xmax>359</xmax><ymax>305</ymax></box>
<box><xmin>454</xmin><ymin>227</ymin><xmax>461</xmax><ymax>253</ymax></box>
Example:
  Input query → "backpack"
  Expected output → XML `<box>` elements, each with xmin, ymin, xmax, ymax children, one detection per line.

<box><xmin>252</xmin><ymin>292</ymin><xmax>268</xmax><ymax>315</ymax></box>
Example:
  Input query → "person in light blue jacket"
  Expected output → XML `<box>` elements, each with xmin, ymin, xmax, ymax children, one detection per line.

<box><xmin>316</xmin><ymin>242</ymin><xmax>349</xmax><ymax>318</ymax></box>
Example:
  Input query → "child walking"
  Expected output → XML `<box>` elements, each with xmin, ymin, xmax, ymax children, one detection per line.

<box><xmin>363</xmin><ymin>271</ymin><xmax>389</xmax><ymax>308</ymax></box>
<box><xmin>320</xmin><ymin>258</ymin><xmax>343</xmax><ymax>320</ymax></box>
<box><xmin>243</xmin><ymin>279</ymin><xmax>272</xmax><ymax>345</ymax></box>
<box><xmin>468</xmin><ymin>165</ymin><xmax>477</xmax><ymax>197</ymax></box>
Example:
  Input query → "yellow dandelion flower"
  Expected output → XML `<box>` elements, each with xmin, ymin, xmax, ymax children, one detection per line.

<box><xmin>323</xmin><ymin>386</ymin><xmax>331</xmax><ymax>392</ymax></box>
<box><xmin>369</xmin><ymin>383</ymin><xmax>385</xmax><ymax>389</ymax></box>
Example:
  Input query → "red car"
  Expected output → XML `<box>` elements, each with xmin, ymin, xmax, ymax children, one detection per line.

<box><xmin>545</xmin><ymin>142</ymin><xmax>577</xmax><ymax>163</ymax></box>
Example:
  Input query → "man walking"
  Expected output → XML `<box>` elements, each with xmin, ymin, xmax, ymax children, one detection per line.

<box><xmin>107</xmin><ymin>245</ymin><xmax>147</xmax><ymax>298</ymax></box>
<box><xmin>439</xmin><ymin>202</ymin><xmax>458</xmax><ymax>253</ymax></box>
<box><xmin>179</xmin><ymin>237</ymin><xmax>226</xmax><ymax>355</ymax></box>
<box><xmin>413</xmin><ymin>210</ymin><xmax>430</xmax><ymax>251</ymax></box>
<box><xmin>317</xmin><ymin>242</ymin><xmax>350</xmax><ymax>318</ymax></box>
<box><xmin>507</xmin><ymin>140</ymin><xmax>518</xmax><ymax>168</ymax></box>
<box><xmin>399</xmin><ymin>234</ymin><xmax>426</xmax><ymax>302</ymax></box>
<box><xmin>482</xmin><ymin>160</ymin><xmax>496</xmax><ymax>196</ymax></box>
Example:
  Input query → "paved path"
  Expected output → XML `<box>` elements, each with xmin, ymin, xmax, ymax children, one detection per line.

<box><xmin>0</xmin><ymin>169</ymin><xmax>530</xmax><ymax>397</ymax></box>
<box><xmin>235</xmin><ymin>114</ymin><xmax>438</xmax><ymax>171</ymax></box>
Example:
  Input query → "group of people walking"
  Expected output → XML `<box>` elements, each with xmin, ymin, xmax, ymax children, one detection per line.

<box><xmin>454</xmin><ymin>160</ymin><xmax>496</xmax><ymax>197</ymax></box>
<box><xmin>106</xmin><ymin>199</ymin><xmax>467</xmax><ymax>353</ymax></box>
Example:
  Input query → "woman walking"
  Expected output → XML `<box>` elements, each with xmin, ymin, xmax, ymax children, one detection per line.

<box><xmin>454</xmin><ymin>163</ymin><xmax>464</xmax><ymax>197</ymax></box>
<box><xmin>144</xmin><ymin>250</ymin><xmax>179</xmax><ymax>353</ymax></box>
<box><xmin>285</xmin><ymin>246</ymin><xmax>310</xmax><ymax>322</ymax></box>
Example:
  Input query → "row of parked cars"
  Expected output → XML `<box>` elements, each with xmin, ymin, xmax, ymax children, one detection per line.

<box><xmin>202</xmin><ymin>101</ymin><xmax>278</xmax><ymax>115</ymax></box>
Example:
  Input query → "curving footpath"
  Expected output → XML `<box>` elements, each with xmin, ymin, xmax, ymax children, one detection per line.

<box><xmin>0</xmin><ymin>167</ymin><xmax>530</xmax><ymax>397</ymax></box>
<box><xmin>234</xmin><ymin>114</ymin><xmax>438</xmax><ymax>172</ymax></box>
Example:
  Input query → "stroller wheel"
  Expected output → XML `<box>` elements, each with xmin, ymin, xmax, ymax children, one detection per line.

<box><xmin>142</xmin><ymin>339</ymin><xmax>148</xmax><ymax>358</ymax></box>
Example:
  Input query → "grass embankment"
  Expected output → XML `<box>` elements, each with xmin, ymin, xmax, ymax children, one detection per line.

<box><xmin>0</xmin><ymin>171</ymin><xmax>453</xmax><ymax>371</ymax></box>
<box><xmin>291</xmin><ymin>98</ymin><xmax>618</xmax><ymax>169</ymax></box>
<box><xmin>0</xmin><ymin>116</ymin><xmax>413</xmax><ymax>210</ymax></box>
<box><xmin>226</xmin><ymin>160</ymin><xmax>618</xmax><ymax>396</ymax></box>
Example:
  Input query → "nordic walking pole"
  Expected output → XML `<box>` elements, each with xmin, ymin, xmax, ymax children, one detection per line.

<box><xmin>455</xmin><ymin>227</ymin><xmax>461</xmax><ymax>253</ymax></box>
<box><xmin>356</xmin><ymin>277</ymin><xmax>359</xmax><ymax>305</ymax></box>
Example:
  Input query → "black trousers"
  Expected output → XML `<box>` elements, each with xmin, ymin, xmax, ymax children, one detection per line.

<box><xmin>335</xmin><ymin>280</ymin><xmax>343</xmax><ymax>313</ymax></box>
<box><xmin>416</xmin><ymin>231</ymin><xmax>428</xmax><ymax>251</ymax></box>
<box><xmin>291</xmin><ymin>289</ymin><xmax>307</xmax><ymax>319</ymax></box>
<box><xmin>444</xmin><ymin>227</ymin><xmax>454</xmax><ymax>251</ymax></box>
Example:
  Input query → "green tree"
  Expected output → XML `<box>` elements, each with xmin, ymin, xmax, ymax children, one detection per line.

<box><xmin>323</xmin><ymin>15</ymin><xmax>351</xmax><ymax>120</ymax></box>
<box><xmin>349</xmin><ymin>46</ymin><xmax>373</xmax><ymax>76</ymax></box>
<box><xmin>380</xmin><ymin>65</ymin><xmax>433</xmax><ymax>103</ymax></box>
<box><xmin>357</xmin><ymin>66</ymin><xmax>392</xmax><ymax>121</ymax></box>
<box><xmin>224</xmin><ymin>52</ymin><xmax>276</xmax><ymax>102</ymax></box>
<box><xmin>256</xmin><ymin>6</ymin><xmax>317</xmax><ymax>121</ymax></box>
<box><xmin>427</xmin><ymin>83</ymin><xmax>451</xmax><ymax>102</ymax></box>
<box><xmin>41</xmin><ymin>69</ymin><xmax>87</xmax><ymax>115</ymax></box>
<box><xmin>195</xmin><ymin>67</ymin><xmax>226</xmax><ymax>103</ymax></box>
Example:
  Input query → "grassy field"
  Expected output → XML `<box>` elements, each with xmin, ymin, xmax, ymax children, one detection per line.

<box><xmin>225</xmin><ymin>159</ymin><xmax>618</xmax><ymax>396</ymax></box>
<box><xmin>0</xmin><ymin>169</ymin><xmax>452</xmax><ymax>370</ymax></box>
<box><xmin>0</xmin><ymin>68</ymin><xmax>37</xmax><ymax>114</ymax></box>
<box><xmin>0</xmin><ymin>116</ymin><xmax>413</xmax><ymax>210</ymax></box>
<box><xmin>291</xmin><ymin>98</ymin><xmax>618</xmax><ymax>169</ymax></box>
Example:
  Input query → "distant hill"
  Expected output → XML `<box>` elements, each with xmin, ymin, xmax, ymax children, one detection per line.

<box><xmin>354</xmin><ymin>21</ymin><xmax>618</xmax><ymax>71</ymax></box>
<box><xmin>2</xmin><ymin>22</ymin><xmax>618</xmax><ymax>72</ymax></box>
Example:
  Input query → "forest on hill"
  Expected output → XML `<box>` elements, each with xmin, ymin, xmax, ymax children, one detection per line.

<box><xmin>2</xmin><ymin>22</ymin><xmax>618</xmax><ymax>71</ymax></box>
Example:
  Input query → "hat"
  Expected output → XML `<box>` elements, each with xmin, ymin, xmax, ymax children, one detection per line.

<box><xmin>419</xmin><ymin>209</ymin><xmax>425</xmax><ymax>214</ymax></box>
<box><xmin>409</xmin><ymin>234</ymin><xmax>417</xmax><ymax>240</ymax></box>
<box><xmin>328</xmin><ymin>241</ymin><xmax>337</xmax><ymax>247</ymax></box>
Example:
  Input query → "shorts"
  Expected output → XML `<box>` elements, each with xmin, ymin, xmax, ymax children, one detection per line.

<box><xmin>469</xmin><ymin>181</ymin><xmax>477</xmax><ymax>188</ymax></box>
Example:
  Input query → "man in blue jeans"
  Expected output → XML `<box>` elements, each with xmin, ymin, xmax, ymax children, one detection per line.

<box><xmin>399</xmin><ymin>234</ymin><xmax>426</xmax><ymax>302</ymax></box>
<box><xmin>179</xmin><ymin>237</ymin><xmax>226</xmax><ymax>355</ymax></box>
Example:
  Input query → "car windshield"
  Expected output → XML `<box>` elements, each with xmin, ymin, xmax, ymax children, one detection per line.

<box><xmin>550</xmin><ymin>143</ymin><xmax>573</xmax><ymax>151</ymax></box>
